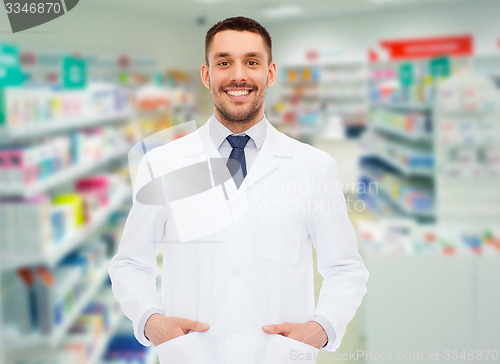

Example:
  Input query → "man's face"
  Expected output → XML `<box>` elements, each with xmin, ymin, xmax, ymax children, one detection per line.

<box><xmin>201</xmin><ymin>30</ymin><xmax>276</xmax><ymax>124</ymax></box>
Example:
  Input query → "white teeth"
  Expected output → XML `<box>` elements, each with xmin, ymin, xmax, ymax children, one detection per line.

<box><xmin>227</xmin><ymin>90</ymin><xmax>250</xmax><ymax>97</ymax></box>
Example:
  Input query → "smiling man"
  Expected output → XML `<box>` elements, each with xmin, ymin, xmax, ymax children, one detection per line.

<box><xmin>109</xmin><ymin>16</ymin><xmax>368</xmax><ymax>364</ymax></box>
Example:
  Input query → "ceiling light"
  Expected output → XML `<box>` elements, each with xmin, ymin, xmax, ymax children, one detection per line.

<box><xmin>369</xmin><ymin>0</ymin><xmax>417</xmax><ymax>4</ymax></box>
<box><xmin>263</xmin><ymin>5</ymin><xmax>303</xmax><ymax>18</ymax></box>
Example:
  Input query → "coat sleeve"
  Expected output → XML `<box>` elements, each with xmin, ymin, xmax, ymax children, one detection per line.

<box><xmin>108</xmin><ymin>154</ymin><xmax>167</xmax><ymax>347</ymax></box>
<box><xmin>307</xmin><ymin>155</ymin><xmax>369</xmax><ymax>352</ymax></box>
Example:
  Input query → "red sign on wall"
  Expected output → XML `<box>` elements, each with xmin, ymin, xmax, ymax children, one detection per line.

<box><xmin>380</xmin><ymin>35</ymin><xmax>473</xmax><ymax>60</ymax></box>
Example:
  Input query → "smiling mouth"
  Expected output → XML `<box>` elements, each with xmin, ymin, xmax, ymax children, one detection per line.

<box><xmin>225</xmin><ymin>89</ymin><xmax>253</xmax><ymax>99</ymax></box>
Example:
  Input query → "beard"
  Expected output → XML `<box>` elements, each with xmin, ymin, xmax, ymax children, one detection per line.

<box><xmin>212</xmin><ymin>81</ymin><xmax>266</xmax><ymax>124</ymax></box>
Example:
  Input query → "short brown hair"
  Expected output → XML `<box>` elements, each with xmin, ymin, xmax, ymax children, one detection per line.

<box><xmin>205</xmin><ymin>16</ymin><xmax>272</xmax><ymax>65</ymax></box>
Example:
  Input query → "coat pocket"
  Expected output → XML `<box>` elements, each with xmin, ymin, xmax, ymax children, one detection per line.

<box><xmin>155</xmin><ymin>332</ymin><xmax>204</xmax><ymax>364</ymax></box>
<box><xmin>264</xmin><ymin>334</ymin><xmax>320</xmax><ymax>364</ymax></box>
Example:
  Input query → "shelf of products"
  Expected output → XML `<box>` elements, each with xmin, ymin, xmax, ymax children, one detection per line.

<box><xmin>369</xmin><ymin>104</ymin><xmax>433</xmax><ymax>141</ymax></box>
<box><xmin>0</xmin><ymin>143</ymin><xmax>131</xmax><ymax>198</ymax></box>
<box><xmin>362</xmin><ymin>132</ymin><xmax>434</xmax><ymax>177</ymax></box>
<box><xmin>88</xmin><ymin>308</ymin><xmax>124</xmax><ymax>364</ymax></box>
<box><xmin>4</xmin><ymin>284</ymin><xmax>125</xmax><ymax>364</ymax></box>
<box><xmin>0</xmin><ymin>186</ymin><xmax>130</xmax><ymax>271</ymax></box>
<box><xmin>358</xmin><ymin>219</ymin><xmax>500</xmax><ymax>255</ymax></box>
<box><xmin>0</xmin><ymin>111</ymin><xmax>132</xmax><ymax>144</ymax></box>
<box><xmin>0</xmin><ymin>85</ymin><xmax>132</xmax><ymax>143</ymax></box>
<box><xmin>0</xmin><ymin>79</ymin><xmax>138</xmax><ymax>364</ymax></box>
<box><xmin>132</xmin><ymin>72</ymin><xmax>198</xmax><ymax>140</ymax></box>
<box><xmin>360</xmin><ymin>160</ymin><xmax>434</xmax><ymax>219</ymax></box>
<box><xmin>4</xmin><ymin>259</ymin><xmax>111</xmax><ymax>351</ymax></box>
<box><xmin>434</xmin><ymin>72</ymin><xmax>500</xmax><ymax>226</ymax></box>
<box><xmin>360</xmin><ymin>57</ymin><xmax>450</xmax><ymax>221</ymax></box>
<box><xmin>268</xmin><ymin>59</ymin><xmax>368</xmax><ymax>141</ymax></box>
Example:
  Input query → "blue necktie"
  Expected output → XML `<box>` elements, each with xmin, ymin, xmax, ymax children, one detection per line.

<box><xmin>226</xmin><ymin>135</ymin><xmax>250</xmax><ymax>189</ymax></box>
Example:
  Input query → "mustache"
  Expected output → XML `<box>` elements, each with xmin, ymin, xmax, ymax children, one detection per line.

<box><xmin>220</xmin><ymin>83</ymin><xmax>257</xmax><ymax>91</ymax></box>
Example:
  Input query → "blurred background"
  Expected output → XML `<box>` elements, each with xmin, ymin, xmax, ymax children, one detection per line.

<box><xmin>1</xmin><ymin>0</ymin><xmax>499</xmax><ymax>363</ymax></box>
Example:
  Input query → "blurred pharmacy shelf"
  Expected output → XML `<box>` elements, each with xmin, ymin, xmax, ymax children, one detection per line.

<box><xmin>370</xmin><ymin>149</ymin><xmax>433</xmax><ymax>177</ymax></box>
<box><xmin>434</xmin><ymin>72</ymin><xmax>500</xmax><ymax>226</ymax></box>
<box><xmin>0</xmin><ymin>111</ymin><xmax>132</xmax><ymax>145</ymax></box>
<box><xmin>362</xmin><ymin>58</ymin><xmax>437</xmax><ymax>221</ymax></box>
<box><xmin>362</xmin><ymin>132</ymin><xmax>434</xmax><ymax>177</ymax></box>
<box><xmin>4</xmin><ymin>259</ymin><xmax>111</xmax><ymax>352</ymax></box>
<box><xmin>269</xmin><ymin>59</ymin><xmax>368</xmax><ymax>141</ymax></box>
<box><xmin>88</xmin><ymin>309</ymin><xmax>125</xmax><ymax>364</ymax></box>
<box><xmin>372</xmin><ymin>102</ymin><xmax>432</xmax><ymax>113</ymax></box>
<box><xmin>0</xmin><ymin>187</ymin><xmax>131</xmax><ymax>271</ymax></box>
<box><xmin>361</xmin><ymin>168</ymin><xmax>434</xmax><ymax>219</ymax></box>
<box><xmin>0</xmin><ymin>145</ymin><xmax>131</xmax><ymax>198</ymax></box>
<box><xmin>372</xmin><ymin>123</ymin><xmax>433</xmax><ymax>142</ymax></box>
<box><xmin>0</xmin><ymin>83</ymin><xmax>136</xmax><ymax>364</ymax></box>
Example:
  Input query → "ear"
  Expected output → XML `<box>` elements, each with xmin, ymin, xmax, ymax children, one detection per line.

<box><xmin>200</xmin><ymin>63</ymin><xmax>211</xmax><ymax>89</ymax></box>
<box><xmin>266</xmin><ymin>61</ymin><xmax>277</xmax><ymax>88</ymax></box>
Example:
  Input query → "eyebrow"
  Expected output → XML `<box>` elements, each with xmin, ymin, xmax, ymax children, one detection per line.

<box><xmin>213</xmin><ymin>52</ymin><xmax>265</xmax><ymax>60</ymax></box>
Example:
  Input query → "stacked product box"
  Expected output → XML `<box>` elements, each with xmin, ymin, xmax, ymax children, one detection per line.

<box><xmin>0</xmin><ymin>174</ymin><xmax>123</xmax><ymax>257</ymax></box>
<box><xmin>0</xmin><ymin>194</ymin><xmax>53</xmax><ymax>256</ymax></box>
<box><xmin>0</xmin><ymin>136</ymin><xmax>71</xmax><ymax>187</ymax></box>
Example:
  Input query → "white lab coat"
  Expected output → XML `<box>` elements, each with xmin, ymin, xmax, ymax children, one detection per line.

<box><xmin>108</xmin><ymin>119</ymin><xmax>369</xmax><ymax>364</ymax></box>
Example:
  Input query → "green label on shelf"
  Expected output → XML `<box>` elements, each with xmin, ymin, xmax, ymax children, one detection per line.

<box><xmin>118</xmin><ymin>73</ymin><xmax>128</xmax><ymax>85</ymax></box>
<box><xmin>430</xmin><ymin>56</ymin><xmax>450</xmax><ymax>79</ymax></box>
<box><xmin>0</xmin><ymin>89</ymin><xmax>5</xmax><ymax>125</ymax></box>
<box><xmin>63</xmin><ymin>56</ymin><xmax>87</xmax><ymax>89</ymax></box>
<box><xmin>154</xmin><ymin>72</ymin><xmax>163</xmax><ymax>86</ymax></box>
<box><xmin>0</xmin><ymin>43</ymin><xmax>23</xmax><ymax>87</ymax></box>
<box><xmin>399</xmin><ymin>63</ymin><xmax>414</xmax><ymax>87</ymax></box>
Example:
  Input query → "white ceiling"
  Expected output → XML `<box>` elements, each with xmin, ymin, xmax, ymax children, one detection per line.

<box><xmin>82</xmin><ymin>0</ymin><xmax>485</xmax><ymax>26</ymax></box>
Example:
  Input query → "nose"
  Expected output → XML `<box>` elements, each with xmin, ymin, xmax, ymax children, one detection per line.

<box><xmin>230</xmin><ymin>62</ymin><xmax>247</xmax><ymax>83</ymax></box>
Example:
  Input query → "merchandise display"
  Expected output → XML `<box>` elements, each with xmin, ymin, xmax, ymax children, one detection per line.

<box><xmin>434</xmin><ymin>72</ymin><xmax>500</xmax><ymax>225</ymax></box>
<box><xmin>361</xmin><ymin>131</ymin><xmax>433</xmax><ymax>176</ymax></box>
<box><xmin>359</xmin><ymin>57</ymin><xmax>446</xmax><ymax>222</ymax></box>
<box><xmin>268</xmin><ymin>60</ymin><xmax>368</xmax><ymax>141</ymax></box>
<box><xmin>133</xmin><ymin>74</ymin><xmax>198</xmax><ymax>139</ymax></box>
<box><xmin>0</xmin><ymin>173</ymin><xmax>129</xmax><ymax>262</ymax></box>
<box><xmin>10</xmin><ymin>285</ymin><xmax>124</xmax><ymax>364</ymax></box>
<box><xmin>0</xmin><ymin>59</ymin><xmax>136</xmax><ymax>364</ymax></box>
<box><xmin>0</xmin><ymin>84</ymin><xmax>131</xmax><ymax>130</ymax></box>
<box><xmin>0</xmin><ymin>128</ymin><xmax>129</xmax><ymax>190</ymax></box>
<box><xmin>358</xmin><ymin>219</ymin><xmax>500</xmax><ymax>255</ymax></box>
<box><xmin>368</xmin><ymin>107</ymin><xmax>432</xmax><ymax>140</ymax></box>
<box><xmin>359</xmin><ymin>157</ymin><xmax>434</xmax><ymax>217</ymax></box>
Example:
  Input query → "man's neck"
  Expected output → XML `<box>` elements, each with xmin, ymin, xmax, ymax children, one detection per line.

<box><xmin>214</xmin><ymin>110</ymin><xmax>265</xmax><ymax>134</ymax></box>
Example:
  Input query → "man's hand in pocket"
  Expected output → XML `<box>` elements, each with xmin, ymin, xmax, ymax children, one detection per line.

<box><xmin>262</xmin><ymin>321</ymin><xmax>327</xmax><ymax>349</ymax></box>
<box><xmin>145</xmin><ymin>314</ymin><xmax>210</xmax><ymax>347</ymax></box>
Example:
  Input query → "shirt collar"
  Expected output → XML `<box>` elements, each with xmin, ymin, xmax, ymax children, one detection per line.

<box><xmin>209</xmin><ymin>114</ymin><xmax>267</xmax><ymax>150</ymax></box>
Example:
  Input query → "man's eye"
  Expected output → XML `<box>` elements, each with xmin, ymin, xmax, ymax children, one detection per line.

<box><xmin>219</xmin><ymin>62</ymin><xmax>229</xmax><ymax>66</ymax></box>
<box><xmin>248</xmin><ymin>61</ymin><xmax>258</xmax><ymax>65</ymax></box>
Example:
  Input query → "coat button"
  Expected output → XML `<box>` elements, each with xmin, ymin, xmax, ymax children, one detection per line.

<box><xmin>231</xmin><ymin>332</ymin><xmax>238</xmax><ymax>340</ymax></box>
<box><xmin>231</xmin><ymin>267</ymin><xmax>239</xmax><ymax>276</ymax></box>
